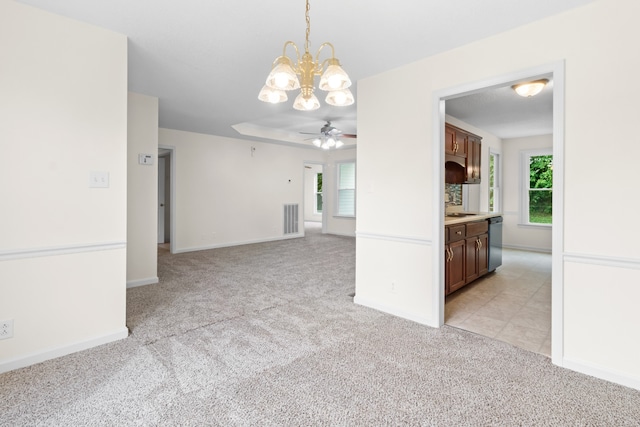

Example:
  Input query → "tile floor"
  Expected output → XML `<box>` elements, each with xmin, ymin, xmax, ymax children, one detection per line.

<box><xmin>445</xmin><ymin>248</ymin><xmax>552</xmax><ymax>356</ymax></box>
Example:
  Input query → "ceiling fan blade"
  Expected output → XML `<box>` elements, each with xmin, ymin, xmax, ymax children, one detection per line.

<box><xmin>341</xmin><ymin>134</ymin><xmax>357</xmax><ymax>138</ymax></box>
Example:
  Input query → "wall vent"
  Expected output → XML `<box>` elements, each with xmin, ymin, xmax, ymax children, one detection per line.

<box><xmin>283</xmin><ymin>204</ymin><xmax>299</xmax><ymax>235</ymax></box>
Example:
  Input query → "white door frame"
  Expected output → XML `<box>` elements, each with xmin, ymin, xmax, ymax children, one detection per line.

<box><xmin>431</xmin><ymin>61</ymin><xmax>565</xmax><ymax>366</ymax></box>
<box><xmin>158</xmin><ymin>145</ymin><xmax>176</xmax><ymax>253</ymax></box>
<box><xmin>157</xmin><ymin>156</ymin><xmax>166</xmax><ymax>244</ymax></box>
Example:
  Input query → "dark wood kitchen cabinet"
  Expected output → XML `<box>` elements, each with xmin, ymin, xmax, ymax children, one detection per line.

<box><xmin>466</xmin><ymin>134</ymin><xmax>481</xmax><ymax>183</ymax></box>
<box><xmin>445</xmin><ymin>123</ymin><xmax>482</xmax><ymax>184</ymax></box>
<box><xmin>465</xmin><ymin>220</ymin><xmax>488</xmax><ymax>283</ymax></box>
<box><xmin>445</xmin><ymin>125</ymin><xmax>464</xmax><ymax>158</ymax></box>
<box><xmin>445</xmin><ymin>124</ymin><xmax>468</xmax><ymax>159</ymax></box>
<box><xmin>445</xmin><ymin>225</ymin><xmax>466</xmax><ymax>295</ymax></box>
<box><xmin>445</xmin><ymin>219</ymin><xmax>489</xmax><ymax>295</ymax></box>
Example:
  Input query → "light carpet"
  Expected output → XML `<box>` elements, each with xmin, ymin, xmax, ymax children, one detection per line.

<box><xmin>2</xmin><ymin>224</ymin><xmax>639</xmax><ymax>426</ymax></box>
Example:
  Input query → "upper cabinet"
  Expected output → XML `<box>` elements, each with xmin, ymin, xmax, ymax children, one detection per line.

<box><xmin>445</xmin><ymin>123</ymin><xmax>482</xmax><ymax>184</ymax></box>
<box><xmin>445</xmin><ymin>125</ymin><xmax>467</xmax><ymax>159</ymax></box>
<box><xmin>466</xmin><ymin>134</ymin><xmax>481</xmax><ymax>184</ymax></box>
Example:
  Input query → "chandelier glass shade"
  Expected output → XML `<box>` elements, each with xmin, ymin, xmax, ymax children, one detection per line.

<box><xmin>258</xmin><ymin>0</ymin><xmax>353</xmax><ymax>111</ymax></box>
<box><xmin>325</xmin><ymin>89</ymin><xmax>354</xmax><ymax>107</ymax></box>
<box><xmin>258</xmin><ymin>85</ymin><xmax>288</xmax><ymax>103</ymax></box>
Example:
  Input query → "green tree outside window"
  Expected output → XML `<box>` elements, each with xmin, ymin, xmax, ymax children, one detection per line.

<box><xmin>529</xmin><ymin>155</ymin><xmax>552</xmax><ymax>224</ymax></box>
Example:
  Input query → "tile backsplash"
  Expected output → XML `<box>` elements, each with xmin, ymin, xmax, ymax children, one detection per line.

<box><xmin>445</xmin><ymin>184</ymin><xmax>462</xmax><ymax>206</ymax></box>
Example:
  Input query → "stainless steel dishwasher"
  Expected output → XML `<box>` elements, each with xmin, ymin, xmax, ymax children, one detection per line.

<box><xmin>488</xmin><ymin>216</ymin><xmax>503</xmax><ymax>272</ymax></box>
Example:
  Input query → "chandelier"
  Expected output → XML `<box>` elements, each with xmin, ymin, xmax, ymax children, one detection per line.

<box><xmin>258</xmin><ymin>0</ymin><xmax>354</xmax><ymax>111</ymax></box>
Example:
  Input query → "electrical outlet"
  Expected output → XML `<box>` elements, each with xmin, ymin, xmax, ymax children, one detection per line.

<box><xmin>390</xmin><ymin>282</ymin><xmax>397</xmax><ymax>294</ymax></box>
<box><xmin>0</xmin><ymin>319</ymin><xmax>14</xmax><ymax>340</ymax></box>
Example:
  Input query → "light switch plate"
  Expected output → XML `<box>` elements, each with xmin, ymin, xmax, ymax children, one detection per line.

<box><xmin>90</xmin><ymin>171</ymin><xmax>109</xmax><ymax>188</ymax></box>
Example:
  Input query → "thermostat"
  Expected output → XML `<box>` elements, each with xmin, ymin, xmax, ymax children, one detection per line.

<box><xmin>138</xmin><ymin>154</ymin><xmax>154</xmax><ymax>165</ymax></box>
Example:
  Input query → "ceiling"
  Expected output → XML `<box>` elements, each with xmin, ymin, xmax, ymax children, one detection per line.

<box><xmin>446</xmin><ymin>76</ymin><xmax>554</xmax><ymax>139</ymax></box>
<box><xmin>18</xmin><ymin>0</ymin><xmax>595</xmax><ymax>146</ymax></box>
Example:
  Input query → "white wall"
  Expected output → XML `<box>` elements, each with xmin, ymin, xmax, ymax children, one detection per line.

<box><xmin>127</xmin><ymin>92</ymin><xmax>159</xmax><ymax>287</ymax></box>
<box><xmin>0</xmin><ymin>0</ymin><xmax>128</xmax><ymax>372</ymax></box>
<box><xmin>502</xmin><ymin>134</ymin><xmax>552</xmax><ymax>252</ymax></box>
<box><xmin>355</xmin><ymin>0</ymin><xmax>640</xmax><ymax>390</ymax></box>
<box><xmin>158</xmin><ymin>129</ymin><xmax>327</xmax><ymax>252</ymax></box>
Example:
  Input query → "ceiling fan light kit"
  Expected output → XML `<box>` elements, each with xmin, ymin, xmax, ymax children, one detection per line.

<box><xmin>258</xmin><ymin>0</ymin><xmax>353</xmax><ymax>111</ymax></box>
<box><xmin>312</xmin><ymin>136</ymin><xmax>343</xmax><ymax>150</ymax></box>
<box><xmin>512</xmin><ymin>79</ymin><xmax>549</xmax><ymax>97</ymax></box>
<box><xmin>303</xmin><ymin>121</ymin><xmax>354</xmax><ymax>149</ymax></box>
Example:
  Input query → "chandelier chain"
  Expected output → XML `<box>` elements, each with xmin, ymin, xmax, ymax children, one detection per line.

<box><xmin>305</xmin><ymin>0</ymin><xmax>311</xmax><ymax>53</ymax></box>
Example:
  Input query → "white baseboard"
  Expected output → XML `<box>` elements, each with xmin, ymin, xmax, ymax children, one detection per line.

<box><xmin>326</xmin><ymin>231</ymin><xmax>356</xmax><ymax>238</ymax></box>
<box><xmin>126</xmin><ymin>276</ymin><xmax>159</xmax><ymax>289</ymax></box>
<box><xmin>0</xmin><ymin>327</ymin><xmax>129</xmax><ymax>374</ymax></box>
<box><xmin>173</xmin><ymin>234</ymin><xmax>303</xmax><ymax>254</ymax></box>
<box><xmin>561</xmin><ymin>356</ymin><xmax>640</xmax><ymax>391</ymax></box>
<box><xmin>354</xmin><ymin>296</ymin><xmax>436</xmax><ymax>327</ymax></box>
<box><xmin>502</xmin><ymin>243</ymin><xmax>552</xmax><ymax>253</ymax></box>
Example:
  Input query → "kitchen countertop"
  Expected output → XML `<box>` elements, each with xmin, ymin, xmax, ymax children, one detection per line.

<box><xmin>444</xmin><ymin>212</ymin><xmax>502</xmax><ymax>225</ymax></box>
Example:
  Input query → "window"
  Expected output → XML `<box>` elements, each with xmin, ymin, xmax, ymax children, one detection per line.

<box><xmin>314</xmin><ymin>173</ymin><xmax>323</xmax><ymax>214</ymax></box>
<box><xmin>521</xmin><ymin>149</ymin><xmax>552</xmax><ymax>225</ymax></box>
<box><xmin>488</xmin><ymin>151</ymin><xmax>500</xmax><ymax>212</ymax></box>
<box><xmin>337</xmin><ymin>161</ymin><xmax>356</xmax><ymax>217</ymax></box>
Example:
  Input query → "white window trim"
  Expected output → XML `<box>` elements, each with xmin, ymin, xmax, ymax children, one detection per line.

<box><xmin>520</xmin><ymin>148</ymin><xmax>552</xmax><ymax>227</ymax></box>
<box><xmin>489</xmin><ymin>149</ymin><xmax>501</xmax><ymax>213</ymax></box>
<box><xmin>335</xmin><ymin>160</ymin><xmax>356</xmax><ymax>218</ymax></box>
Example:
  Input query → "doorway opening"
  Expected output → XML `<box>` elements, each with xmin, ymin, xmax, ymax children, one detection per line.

<box><xmin>434</xmin><ymin>62</ymin><xmax>565</xmax><ymax>364</ymax></box>
<box><xmin>304</xmin><ymin>162</ymin><xmax>325</xmax><ymax>234</ymax></box>
<box><xmin>158</xmin><ymin>146</ymin><xmax>174</xmax><ymax>253</ymax></box>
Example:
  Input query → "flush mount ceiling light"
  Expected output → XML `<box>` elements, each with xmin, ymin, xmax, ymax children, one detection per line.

<box><xmin>512</xmin><ymin>79</ymin><xmax>549</xmax><ymax>97</ymax></box>
<box><xmin>258</xmin><ymin>0</ymin><xmax>354</xmax><ymax>111</ymax></box>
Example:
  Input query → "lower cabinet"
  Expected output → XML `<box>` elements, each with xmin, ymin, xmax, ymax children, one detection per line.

<box><xmin>445</xmin><ymin>220</ymin><xmax>490</xmax><ymax>296</ymax></box>
<box><xmin>465</xmin><ymin>233</ymin><xmax>488</xmax><ymax>283</ymax></box>
<box><xmin>445</xmin><ymin>239</ymin><xmax>465</xmax><ymax>294</ymax></box>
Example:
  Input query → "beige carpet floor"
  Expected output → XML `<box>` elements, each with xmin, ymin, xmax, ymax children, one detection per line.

<box><xmin>2</xmin><ymin>225</ymin><xmax>640</xmax><ymax>426</ymax></box>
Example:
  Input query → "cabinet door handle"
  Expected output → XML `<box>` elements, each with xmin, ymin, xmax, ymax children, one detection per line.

<box><xmin>456</xmin><ymin>231</ymin><xmax>462</xmax><ymax>235</ymax></box>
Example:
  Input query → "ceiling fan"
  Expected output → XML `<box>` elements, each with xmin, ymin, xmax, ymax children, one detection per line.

<box><xmin>300</xmin><ymin>121</ymin><xmax>357</xmax><ymax>149</ymax></box>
